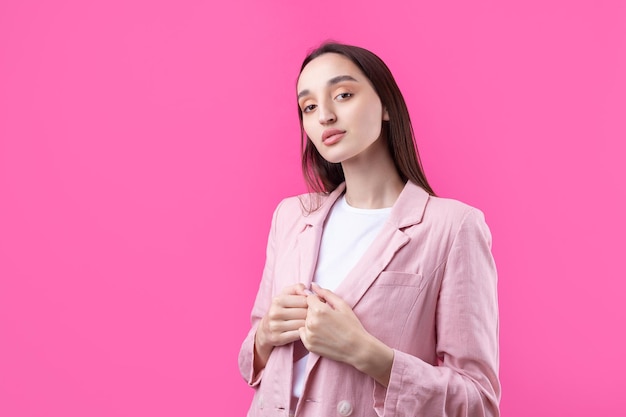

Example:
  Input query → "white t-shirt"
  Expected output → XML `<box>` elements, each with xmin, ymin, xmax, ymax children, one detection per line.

<box><xmin>292</xmin><ymin>194</ymin><xmax>392</xmax><ymax>400</ymax></box>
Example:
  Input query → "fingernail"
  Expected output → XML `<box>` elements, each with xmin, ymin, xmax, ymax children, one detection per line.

<box><xmin>303</xmin><ymin>289</ymin><xmax>313</xmax><ymax>295</ymax></box>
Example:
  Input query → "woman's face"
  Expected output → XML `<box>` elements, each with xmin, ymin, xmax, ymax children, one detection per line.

<box><xmin>297</xmin><ymin>53</ymin><xmax>389</xmax><ymax>165</ymax></box>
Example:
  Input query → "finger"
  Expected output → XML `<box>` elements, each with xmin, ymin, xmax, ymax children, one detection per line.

<box><xmin>306</xmin><ymin>293</ymin><xmax>330</xmax><ymax>310</ymax></box>
<box><xmin>268</xmin><ymin>319</ymin><xmax>306</xmax><ymax>334</ymax></box>
<box><xmin>298</xmin><ymin>327</ymin><xmax>309</xmax><ymax>348</ymax></box>
<box><xmin>281</xmin><ymin>283</ymin><xmax>308</xmax><ymax>296</ymax></box>
<box><xmin>311</xmin><ymin>283</ymin><xmax>345</xmax><ymax>309</ymax></box>
<box><xmin>279</xmin><ymin>308</ymin><xmax>307</xmax><ymax>321</ymax></box>
<box><xmin>277</xmin><ymin>329</ymin><xmax>302</xmax><ymax>345</ymax></box>
<box><xmin>279</xmin><ymin>294</ymin><xmax>309</xmax><ymax>308</ymax></box>
<box><xmin>295</xmin><ymin>285</ymin><xmax>312</xmax><ymax>296</ymax></box>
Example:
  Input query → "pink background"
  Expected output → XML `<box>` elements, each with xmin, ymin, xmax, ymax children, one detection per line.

<box><xmin>1</xmin><ymin>0</ymin><xmax>625</xmax><ymax>415</ymax></box>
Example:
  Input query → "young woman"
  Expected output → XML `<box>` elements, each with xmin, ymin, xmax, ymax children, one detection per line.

<box><xmin>239</xmin><ymin>42</ymin><xmax>500</xmax><ymax>417</ymax></box>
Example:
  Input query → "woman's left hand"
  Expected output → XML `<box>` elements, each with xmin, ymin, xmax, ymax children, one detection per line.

<box><xmin>299</xmin><ymin>283</ymin><xmax>394</xmax><ymax>386</ymax></box>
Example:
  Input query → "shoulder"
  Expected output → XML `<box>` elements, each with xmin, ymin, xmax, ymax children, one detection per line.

<box><xmin>418</xmin><ymin>194</ymin><xmax>491</xmax><ymax>241</ymax></box>
<box><xmin>425</xmin><ymin>195</ymin><xmax>485</xmax><ymax>222</ymax></box>
<box><xmin>273</xmin><ymin>192</ymin><xmax>324</xmax><ymax>218</ymax></box>
<box><xmin>427</xmin><ymin>196</ymin><xmax>493</xmax><ymax>246</ymax></box>
<box><xmin>269</xmin><ymin>191</ymin><xmax>335</xmax><ymax>232</ymax></box>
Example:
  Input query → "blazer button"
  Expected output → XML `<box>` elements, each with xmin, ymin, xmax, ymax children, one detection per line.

<box><xmin>337</xmin><ymin>400</ymin><xmax>353</xmax><ymax>416</ymax></box>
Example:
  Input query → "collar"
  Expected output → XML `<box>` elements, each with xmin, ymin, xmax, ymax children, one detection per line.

<box><xmin>300</xmin><ymin>181</ymin><xmax>429</xmax><ymax>229</ymax></box>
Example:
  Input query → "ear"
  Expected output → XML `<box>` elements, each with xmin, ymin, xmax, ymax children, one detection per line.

<box><xmin>383</xmin><ymin>108</ymin><xmax>390</xmax><ymax>121</ymax></box>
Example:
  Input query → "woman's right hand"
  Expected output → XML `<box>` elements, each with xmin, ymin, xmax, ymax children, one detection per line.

<box><xmin>253</xmin><ymin>283</ymin><xmax>309</xmax><ymax>372</ymax></box>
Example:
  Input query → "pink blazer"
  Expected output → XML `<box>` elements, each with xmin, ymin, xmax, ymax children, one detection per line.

<box><xmin>239</xmin><ymin>181</ymin><xmax>500</xmax><ymax>417</ymax></box>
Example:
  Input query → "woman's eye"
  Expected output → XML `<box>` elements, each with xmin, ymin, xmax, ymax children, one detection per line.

<box><xmin>302</xmin><ymin>104</ymin><xmax>317</xmax><ymax>113</ymax></box>
<box><xmin>336</xmin><ymin>92</ymin><xmax>352</xmax><ymax>101</ymax></box>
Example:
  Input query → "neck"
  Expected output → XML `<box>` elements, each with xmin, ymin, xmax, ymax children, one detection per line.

<box><xmin>341</xmin><ymin>139</ymin><xmax>405</xmax><ymax>209</ymax></box>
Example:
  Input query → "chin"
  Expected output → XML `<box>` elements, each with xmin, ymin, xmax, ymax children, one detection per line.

<box><xmin>320</xmin><ymin>154</ymin><xmax>349</xmax><ymax>165</ymax></box>
<box><xmin>318</xmin><ymin>149</ymin><xmax>355</xmax><ymax>165</ymax></box>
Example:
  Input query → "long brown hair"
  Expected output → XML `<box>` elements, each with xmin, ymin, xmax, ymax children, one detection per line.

<box><xmin>298</xmin><ymin>42</ymin><xmax>435</xmax><ymax>196</ymax></box>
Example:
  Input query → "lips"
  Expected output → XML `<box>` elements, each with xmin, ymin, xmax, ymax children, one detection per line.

<box><xmin>321</xmin><ymin>129</ymin><xmax>346</xmax><ymax>145</ymax></box>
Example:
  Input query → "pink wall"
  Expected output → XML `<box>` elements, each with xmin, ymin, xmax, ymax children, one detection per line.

<box><xmin>1</xmin><ymin>0</ymin><xmax>625</xmax><ymax>415</ymax></box>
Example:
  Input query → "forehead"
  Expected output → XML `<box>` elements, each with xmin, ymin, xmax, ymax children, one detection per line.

<box><xmin>297</xmin><ymin>53</ymin><xmax>366</xmax><ymax>91</ymax></box>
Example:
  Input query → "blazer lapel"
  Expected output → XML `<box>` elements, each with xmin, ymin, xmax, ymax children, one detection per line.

<box><xmin>303</xmin><ymin>181</ymin><xmax>430</xmax><ymax>375</ymax></box>
<box><xmin>295</xmin><ymin>187</ymin><xmax>348</xmax><ymax>387</ymax></box>
<box><xmin>334</xmin><ymin>226</ymin><xmax>410</xmax><ymax>308</ymax></box>
<box><xmin>334</xmin><ymin>181</ymin><xmax>430</xmax><ymax>308</ymax></box>
<box><xmin>295</xmin><ymin>184</ymin><xmax>347</xmax><ymax>287</ymax></box>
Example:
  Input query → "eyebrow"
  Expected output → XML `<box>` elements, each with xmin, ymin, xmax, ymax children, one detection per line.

<box><xmin>297</xmin><ymin>75</ymin><xmax>359</xmax><ymax>100</ymax></box>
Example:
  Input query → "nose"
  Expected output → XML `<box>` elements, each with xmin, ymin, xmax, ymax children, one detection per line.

<box><xmin>317</xmin><ymin>103</ymin><xmax>336</xmax><ymax>125</ymax></box>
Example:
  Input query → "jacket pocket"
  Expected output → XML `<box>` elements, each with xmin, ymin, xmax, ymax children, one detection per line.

<box><xmin>357</xmin><ymin>272</ymin><xmax>425</xmax><ymax>346</ymax></box>
<box><xmin>374</xmin><ymin>271</ymin><xmax>424</xmax><ymax>288</ymax></box>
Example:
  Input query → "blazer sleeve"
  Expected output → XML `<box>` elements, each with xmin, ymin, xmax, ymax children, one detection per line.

<box><xmin>238</xmin><ymin>200</ymin><xmax>284</xmax><ymax>386</ymax></box>
<box><xmin>373</xmin><ymin>208</ymin><xmax>500</xmax><ymax>417</ymax></box>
